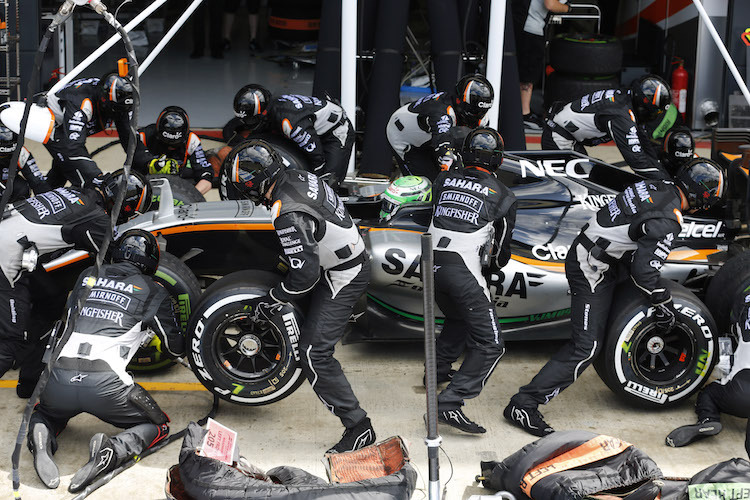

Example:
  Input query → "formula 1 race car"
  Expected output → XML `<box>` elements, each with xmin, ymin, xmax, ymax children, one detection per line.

<box><xmin>43</xmin><ymin>143</ymin><xmax>750</xmax><ymax>411</ymax></box>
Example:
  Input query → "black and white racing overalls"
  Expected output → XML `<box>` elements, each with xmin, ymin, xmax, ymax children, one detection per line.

<box><xmin>1</xmin><ymin>147</ymin><xmax>51</xmax><ymax>202</ymax></box>
<box><xmin>511</xmin><ymin>179</ymin><xmax>682</xmax><ymax>408</ymax></box>
<box><xmin>0</xmin><ymin>187</ymin><xmax>109</xmax><ymax>390</ymax></box>
<box><xmin>542</xmin><ymin>89</ymin><xmax>668</xmax><ymax>179</ymax></box>
<box><xmin>429</xmin><ymin>167</ymin><xmax>516</xmax><ymax>411</ymax></box>
<box><xmin>45</xmin><ymin>78</ymin><xmax>133</xmax><ymax>187</ymax></box>
<box><xmin>134</xmin><ymin>125</ymin><xmax>214</xmax><ymax>184</ymax></box>
<box><xmin>268</xmin><ymin>94</ymin><xmax>354</xmax><ymax>185</ymax></box>
<box><xmin>29</xmin><ymin>261</ymin><xmax>184</xmax><ymax>464</ymax></box>
<box><xmin>695</xmin><ymin>290</ymin><xmax>750</xmax><ymax>456</ymax></box>
<box><xmin>268</xmin><ymin>169</ymin><xmax>369</xmax><ymax>429</ymax></box>
<box><xmin>386</xmin><ymin>92</ymin><xmax>482</xmax><ymax>181</ymax></box>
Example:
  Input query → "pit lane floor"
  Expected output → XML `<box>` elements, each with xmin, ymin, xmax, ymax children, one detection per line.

<box><xmin>2</xmin><ymin>139</ymin><xmax>739</xmax><ymax>499</ymax></box>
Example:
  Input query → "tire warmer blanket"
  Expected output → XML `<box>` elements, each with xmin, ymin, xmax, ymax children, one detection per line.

<box><xmin>479</xmin><ymin>430</ymin><xmax>663</xmax><ymax>500</ymax></box>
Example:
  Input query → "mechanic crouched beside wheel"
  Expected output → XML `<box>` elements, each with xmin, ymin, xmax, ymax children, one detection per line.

<box><xmin>542</xmin><ymin>74</ymin><xmax>672</xmax><ymax>179</ymax></box>
<box><xmin>27</xmin><ymin>229</ymin><xmax>185</xmax><ymax>492</ymax></box>
<box><xmin>0</xmin><ymin>171</ymin><xmax>151</xmax><ymax>398</ymax></box>
<box><xmin>226</xmin><ymin>139</ymin><xmax>376</xmax><ymax>453</ymax></box>
<box><xmin>504</xmin><ymin>159</ymin><xmax>726</xmax><ymax>436</ymax></box>
<box><xmin>133</xmin><ymin>106</ymin><xmax>214</xmax><ymax>195</ymax></box>
<box><xmin>428</xmin><ymin>127</ymin><xmax>516</xmax><ymax>434</ymax></box>
<box><xmin>666</xmin><ymin>286</ymin><xmax>750</xmax><ymax>457</ymax></box>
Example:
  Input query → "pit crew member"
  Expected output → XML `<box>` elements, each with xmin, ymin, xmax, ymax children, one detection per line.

<box><xmin>386</xmin><ymin>73</ymin><xmax>494</xmax><ymax>180</ymax></box>
<box><xmin>44</xmin><ymin>73</ymin><xmax>135</xmax><ymax>187</ymax></box>
<box><xmin>225</xmin><ymin>139</ymin><xmax>375</xmax><ymax>453</ymax></box>
<box><xmin>659</xmin><ymin>127</ymin><xmax>696</xmax><ymax>176</ymax></box>
<box><xmin>0</xmin><ymin>124</ymin><xmax>51</xmax><ymax>201</ymax></box>
<box><xmin>504</xmin><ymin>159</ymin><xmax>725</xmax><ymax>436</ymax></box>
<box><xmin>429</xmin><ymin>128</ymin><xmax>516</xmax><ymax>433</ymax></box>
<box><xmin>134</xmin><ymin>106</ymin><xmax>214</xmax><ymax>195</ymax></box>
<box><xmin>225</xmin><ymin>85</ymin><xmax>354</xmax><ymax>186</ymax></box>
<box><xmin>666</xmin><ymin>286</ymin><xmax>750</xmax><ymax>457</ymax></box>
<box><xmin>0</xmin><ymin>171</ymin><xmax>151</xmax><ymax>398</ymax></box>
<box><xmin>542</xmin><ymin>74</ymin><xmax>672</xmax><ymax>179</ymax></box>
<box><xmin>27</xmin><ymin>230</ymin><xmax>184</xmax><ymax>492</ymax></box>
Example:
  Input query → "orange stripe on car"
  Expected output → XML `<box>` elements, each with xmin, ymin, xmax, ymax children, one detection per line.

<box><xmin>668</xmin><ymin>248</ymin><xmax>721</xmax><ymax>262</ymax></box>
<box><xmin>44</xmin><ymin>252</ymin><xmax>91</xmax><ymax>272</ymax></box>
<box><xmin>154</xmin><ymin>223</ymin><xmax>275</xmax><ymax>235</ymax></box>
<box><xmin>511</xmin><ymin>255</ymin><xmax>566</xmax><ymax>272</ymax></box>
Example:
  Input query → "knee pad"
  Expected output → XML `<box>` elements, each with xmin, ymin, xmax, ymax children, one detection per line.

<box><xmin>128</xmin><ymin>384</ymin><xmax>169</xmax><ymax>426</ymax></box>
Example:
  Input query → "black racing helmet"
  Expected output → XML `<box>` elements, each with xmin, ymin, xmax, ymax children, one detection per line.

<box><xmin>111</xmin><ymin>229</ymin><xmax>160</xmax><ymax>275</ymax></box>
<box><xmin>224</xmin><ymin>139</ymin><xmax>285</xmax><ymax>206</ymax></box>
<box><xmin>454</xmin><ymin>74</ymin><xmax>494</xmax><ymax>126</ymax></box>
<box><xmin>0</xmin><ymin>125</ymin><xmax>17</xmax><ymax>157</ymax></box>
<box><xmin>233</xmin><ymin>84</ymin><xmax>272</xmax><ymax>131</ymax></box>
<box><xmin>102</xmin><ymin>169</ymin><xmax>152</xmax><ymax>223</ymax></box>
<box><xmin>156</xmin><ymin>106</ymin><xmax>190</xmax><ymax>146</ymax></box>
<box><xmin>662</xmin><ymin>127</ymin><xmax>695</xmax><ymax>175</ymax></box>
<box><xmin>462</xmin><ymin>127</ymin><xmax>504</xmax><ymax>172</ymax></box>
<box><xmin>631</xmin><ymin>74</ymin><xmax>671</xmax><ymax>123</ymax></box>
<box><xmin>99</xmin><ymin>73</ymin><xmax>135</xmax><ymax>113</ymax></box>
<box><xmin>674</xmin><ymin>158</ymin><xmax>725</xmax><ymax>211</ymax></box>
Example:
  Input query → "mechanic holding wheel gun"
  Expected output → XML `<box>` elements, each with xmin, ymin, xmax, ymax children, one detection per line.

<box><xmin>0</xmin><ymin>171</ymin><xmax>150</xmax><ymax>399</ymax></box>
<box><xmin>224</xmin><ymin>85</ymin><xmax>355</xmax><ymax>187</ymax></box>
<box><xmin>225</xmin><ymin>139</ymin><xmax>376</xmax><ymax>454</ymax></box>
<box><xmin>429</xmin><ymin>127</ymin><xmax>516</xmax><ymax>434</ymax></box>
<box><xmin>542</xmin><ymin>74</ymin><xmax>672</xmax><ymax>179</ymax></box>
<box><xmin>666</xmin><ymin>285</ymin><xmax>750</xmax><ymax>457</ymax></box>
<box><xmin>27</xmin><ymin>229</ymin><xmax>185</xmax><ymax>493</ymax></box>
<box><xmin>133</xmin><ymin>106</ymin><xmax>214</xmax><ymax>195</ymax></box>
<box><xmin>504</xmin><ymin>159</ymin><xmax>725</xmax><ymax>436</ymax></box>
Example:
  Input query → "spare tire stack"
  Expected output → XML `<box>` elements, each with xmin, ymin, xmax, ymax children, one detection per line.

<box><xmin>545</xmin><ymin>33</ymin><xmax>623</xmax><ymax>109</ymax></box>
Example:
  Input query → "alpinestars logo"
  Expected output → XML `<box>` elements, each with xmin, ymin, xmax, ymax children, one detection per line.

<box><xmin>510</xmin><ymin>407</ymin><xmax>539</xmax><ymax>430</ymax></box>
<box><xmin>95</xmin><ymin>447</ymin><xmax>114</xmax><ymax>473</ymax></box>
<box><xmin>70</xmin><ymin>373</ymin><xmax>88</xmax><ymax>383</ymax></box>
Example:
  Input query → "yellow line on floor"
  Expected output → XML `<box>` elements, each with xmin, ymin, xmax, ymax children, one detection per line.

<box><xmin>0</xmin><ymin>380</ymin><xmax>208</xmax><ymax>392</ymax></box>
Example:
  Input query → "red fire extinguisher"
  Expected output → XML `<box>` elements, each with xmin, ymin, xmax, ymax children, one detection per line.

<box><xmin>671</xmin><ymin>57</ymin><xmax>688</xmax><ymax>120</ymax></box>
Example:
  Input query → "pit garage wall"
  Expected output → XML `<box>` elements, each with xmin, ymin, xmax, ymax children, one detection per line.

<box><xmin>725</xmin><ymin>2</ymin><xmax>750</xmax><ymax>128</ymax></box>
<box><xmin>616</xmin><ymin>0</ymin><xmax>730</xmax><ymax>129</ymax></box>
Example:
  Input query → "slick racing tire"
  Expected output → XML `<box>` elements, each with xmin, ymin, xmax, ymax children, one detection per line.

<box><xmin>704</xmin><ymin>250</ymin><xmax>750</xmax><ymax>335</ymax></box>
<box><xmin>187</xmin><ymin>270</ymin><xmax>306</xmax><ymax>405</ymax></box>
<box><xmin>544</xmin><ymin>72</ymin><xmax>620</xmax><ymax>109</ymax></box>
<box><xmin>147</xmin><ymin>174</ymin><xmax>206</xmax><ymax>208</ymax></box>
<box><xmin>549</xmin><ymin>33</ymin><xmax>623</xmax><ymax>76</ymax></box>
<box><xmin>219</xmin><ymin>133</ymin><xmax>310</xmax><ymax>201</ymax></box>
<box><xmin>128</xmin><ymin>252</ymin><xmax>202</xmax><ymax>372</ymax></box>
<box><xmin>593</xmin><ymin>281</ymin><xmax>718</xmax><ymax>408</ymax></box>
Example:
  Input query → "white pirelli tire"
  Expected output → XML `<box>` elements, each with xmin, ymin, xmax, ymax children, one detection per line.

<box><xmin>187</xmin><ymin>270</ymin><xmax>306</xmax><ymax>406</ymax></box>
<box><xmin>593</xmin><ymin>281</ymin><xmax>718</xmax><ymax>408</ymax></box>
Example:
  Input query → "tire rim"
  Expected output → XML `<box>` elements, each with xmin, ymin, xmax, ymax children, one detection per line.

<box><xmin>213</xmin><ymin>313</ymin><xmax>284</xmax><ymax>381</ymax></box>
<box><xmin>631</xmin><ymin>323</ymin><xmax>695</xmax><ymax>385</ymax></box>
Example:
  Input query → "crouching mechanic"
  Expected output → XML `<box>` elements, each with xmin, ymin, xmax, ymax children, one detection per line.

<box><xmin>227</xmin><ymin>85</ymin><xmax>354</xmax><ymax>186</ymax></box>
<box><xmin>226</xmin><ymin>139</ymin><xmax>375</xmax><ymax>453</ymax></box>
<box><xmin>428</xmin><ymin>128</ymin><xmax>516</xmax><ymax>433</ymax></box>
<box><xmin>44</xmin><ymin>72</ymin><xmax>135</xmax><ymax>187</ymax></box>
<box><xmin>542</xmin><ymin>75</ymin><xmax>672</xmax><ymax>179</ymax></box>
<box><xmin>0</xmin><ymin>124</ymin><xmax>51</xmax><ymax>201</ymax></box>
<box><xmin>666</xmin><ymin>286</ymin><xmax>750</xmax><ymax>457</ymax></box>
<box><xmin>27</xmin><ymin>229</ymin><xmax>184</xmax><ymax>492</ymax></box>
<box><xmin>505</xmin><ymin>159</ymin><xmax>725</xmax><ymax>436</ymax></box>
<box><xmin>386</xmin><ymin>74</ymin><xmax>494</xmax><ymax>181</ymax></box>
<box><xmin>134</xmin><ymin>106</ymin><xmax>214</xmax><ymax>194</ymax></box>
<box><xmin>0</xmin><ymin>171</ymin><xmax>151</xmax><ymax>398</ymax></box>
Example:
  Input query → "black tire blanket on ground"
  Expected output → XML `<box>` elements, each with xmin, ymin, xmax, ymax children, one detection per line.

<box><xmin>173</xmin><ymin>422</ymin><xmax>417</xmax><ymax>500</ymax></box>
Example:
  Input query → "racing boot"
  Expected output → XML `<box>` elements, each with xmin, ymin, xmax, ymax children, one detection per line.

<box><xmin>503</xmin><ymin>402</ymin><xmax>555</xmax><ymax>437</ymax></box>
<box><xmin>68</xmin><ymin>433</ymin><xmax>117</xmax><ymax>493</ymax></box>
<box><xmin>665</xmin><ymin>418</ymin><xmax>722</xmax><ymax>447</ymax></box>
<box><xmin>423</xmin><ymin>368</ymin><xmax>456</xmax><ymax>387</ymax></box>
<box><xmin>326</xmin><ymin>417</ymin><xmax>376</xmax><ymax>454</ymax></box>
<box><xmin>438</xmin><ymin>408</ymin><xmax>486</xmax><ymax>434</ymax></box>
<box><xmin>28</xmin><ymin>422</ymin><xmax>59</xmax><ymax>489</ymax></box>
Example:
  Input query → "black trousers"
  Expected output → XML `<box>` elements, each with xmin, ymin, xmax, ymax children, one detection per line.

<box><xmin>541</xmin><ymin>126</ymin><xmax>587</xmax><ymax>155</ymax></box>
<box><xmin>434</xmin><ymin>254</ymin><xmax>505</xmax><ymax>411</ymax></box>
<box><xmin>513</xmin><ymin>237</ymin><xmax>618</xmax><ymax>408</ymax></box>
<box><xmin>318</xmin><ymin>120</ymin><xmax>355</xmax><ymax>186</ymax></box>
<box><xmin>392</xmin><ymin>144</ymin><xmax>439</xmax><ymax>182</ymax></box>
<box><xmin>696</xmin><ymin>369</ymin><xmax>750</xmax><ymax>457</ymax></box>
<box><xmin>30</xmin><ymin>367</ymin><xmax>168</xmax><ymax>462</ymax></box>
<box><xmin>299</xmin><ymin>258</ymin><xmax>370</xmax><ymax>429</ymax></box>
<box><xmin>44</xmin><ymin>140</ymin><xmax>102</xmax><ymax>188</ymax></box>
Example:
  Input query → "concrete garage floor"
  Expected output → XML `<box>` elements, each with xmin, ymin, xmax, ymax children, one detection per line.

<box><xmin>1</xmin><ymin>139</ymin><xmax>742</xmax><ymax>500</ymax></box>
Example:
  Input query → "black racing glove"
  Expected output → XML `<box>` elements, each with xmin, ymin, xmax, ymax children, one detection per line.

<box><xmin>653</xmin><ymin>298</ymin><xmax>677</xmax><ymax>335</ymax></box>
<box><xmin>434</xmin><ymin>144</ymin><xmax>463</xmax><ymax>172</ymax></box>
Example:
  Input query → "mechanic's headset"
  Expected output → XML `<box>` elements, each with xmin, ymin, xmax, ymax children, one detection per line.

<box><xmin>101</xmin><ymin>169</ymin><xmax>153</xmax><ymax>223</ymax></box>
<box><xmin>111</xmin><ymin>228</ymin><xmax>160</xmax><ymax>275</ymax></box>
